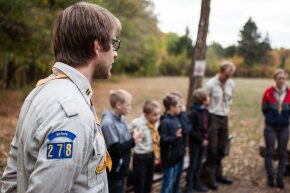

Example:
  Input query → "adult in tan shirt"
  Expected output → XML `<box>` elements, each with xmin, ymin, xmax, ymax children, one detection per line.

<box><xmin>204</xmin><ymin>62</ymin><xmax>235</xmax><ymax>190</ymax></box>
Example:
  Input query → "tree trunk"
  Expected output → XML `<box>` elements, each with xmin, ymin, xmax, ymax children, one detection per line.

<box><xmin>186</xmin><ymin>0</ymin><xmax>211</xmax><ymax>110</ymax></box>
<box><xmin>5</xmin><ymin>60</ymin><xmax>18</xmax><ymax>89</ymax></box>
<box><xmin>26</xmin><ymin>63</ymin><xmax>36</xmax><ymax>84</ymax></box>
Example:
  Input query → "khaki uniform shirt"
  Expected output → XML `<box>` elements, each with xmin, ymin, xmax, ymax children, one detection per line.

<box><xmin>128</xmin><ymin>115</ymin><xmax>156</xmax><ymax>154</ymax></box>
<box><xmin>1</xmin><ymin>62</ymin><xmax>108</xmax><ymax>193</ymax></box>
<box><xmin>205</xmin><ymin>74</ymin><xmax>235</xmax><ymax>116</ymax></box>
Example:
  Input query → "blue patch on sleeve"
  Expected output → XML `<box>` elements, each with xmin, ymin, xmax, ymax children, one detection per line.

<box><xmin>47</xmin><ymin>142</ymin><xmax>73</xmax><ymax>159</ymax></box>
<box><xmin>48</xmin><ymin>131</ymin><xmax>76</xmax><ymax>141</ymax></box>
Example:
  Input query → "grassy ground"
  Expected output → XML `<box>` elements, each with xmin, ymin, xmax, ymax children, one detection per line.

<box><xmin>0</xmin><ymin>76</ymin><xmax>289</xmax><ymax>192</ymax></box>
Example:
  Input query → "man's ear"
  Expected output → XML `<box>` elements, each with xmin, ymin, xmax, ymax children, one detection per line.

<box><xmin>92</xmin><ymin>40</ymin><xmax>101</xmax><ymax>56</ymax></box>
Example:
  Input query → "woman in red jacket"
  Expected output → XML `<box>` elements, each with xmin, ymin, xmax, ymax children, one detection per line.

<box><xmin>262</xmin><ymin>69</ymin><xmax>290</xmax><ymax>189</ymax></box>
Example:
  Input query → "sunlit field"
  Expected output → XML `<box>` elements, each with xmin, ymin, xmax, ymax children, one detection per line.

<box><xmin>1</xmin><ymin>77</ymin><xmax>289</xmax><ymax>192</ymax></box>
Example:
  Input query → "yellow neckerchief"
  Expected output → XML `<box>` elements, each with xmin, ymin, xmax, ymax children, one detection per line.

<box><xmin>146</xmin><ymin>122</ymin><xmax>160</xmax><ymax>160</ymax></box>
<box><xmin>36</xmin><ymin>67</ymin><xmax>112</xmax><ymax>172</ymax></box>
<box><xmin>91</xmin><ymin>103</ymin><xmax>112</xmax><ymax>173</ymax></box>
<box><xmin>36</xmin><ymin>68</ymin><xmax>67</xmax><ymax>86</ymax></box>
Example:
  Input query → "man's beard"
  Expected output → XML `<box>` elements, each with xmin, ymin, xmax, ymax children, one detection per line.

<box><xmin>94</xmin><ymin>63</ymin><xmax>111</xmax><ymax>79</ymax></box>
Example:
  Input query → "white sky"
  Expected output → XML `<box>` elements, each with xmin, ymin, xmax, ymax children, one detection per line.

<box><xmin>152</xmin><ymin>0</ymin><xmax>290</xmax><ymax>48</ymax></box>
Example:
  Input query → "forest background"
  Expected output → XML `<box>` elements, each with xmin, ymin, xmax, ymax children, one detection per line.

<box><xmin>1</xmin><ymin>0</ymin><xmax>290</xmax><ymax>89</ymax></box>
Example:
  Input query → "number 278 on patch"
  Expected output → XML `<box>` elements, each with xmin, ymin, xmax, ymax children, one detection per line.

<box><xmin>47</xmin><ymin>142</ymin><xmax>73</xmax><ymax>159</ymax></box>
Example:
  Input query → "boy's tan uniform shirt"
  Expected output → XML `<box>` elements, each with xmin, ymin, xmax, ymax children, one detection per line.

<box><xmin>129</xmin><ymin>115</ymin><xmax>159</xmax><ymax>154</ymax></box>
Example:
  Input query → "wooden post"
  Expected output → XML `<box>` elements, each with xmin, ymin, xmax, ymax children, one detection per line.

<box><xmin>186</xmin><ymin>0</ymin><xmax>211</xmax><ymax>110</ymax></box>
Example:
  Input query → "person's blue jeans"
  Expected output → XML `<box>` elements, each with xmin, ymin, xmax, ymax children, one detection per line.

<box><xmin>264</xmin><ymin>125</ymin><xmax>289</xmax><ymax>177</ymax></box>
<box><xmin>173</xmin><ymin>158</ymin><xmax>184</xmax><ymax>193</ymax></box>
<box><xmin>160</xmin><ymin>164</ymin><xmax>179</xmax><ymax>193</ymax></box>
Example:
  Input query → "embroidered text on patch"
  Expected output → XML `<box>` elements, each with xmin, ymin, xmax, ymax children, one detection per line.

<box><xmin>47</xmin><ymin>131</ymin><xmax>76</xmax><ymax>159</ymax></box>
<box><xmin>47</xmin><ymin>142</ymin><xmax>73</xmax><ymax>159</ymax></box>
<box><xmin>48</xmin><ymin>131</ymin><xmax>76</xmax><ymax>141</ymax></box>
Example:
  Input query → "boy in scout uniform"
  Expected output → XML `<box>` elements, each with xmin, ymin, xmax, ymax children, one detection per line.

<box><xmin>1</xmin><ymin>2</ymin><xmax>121</xmax><ymax>193</ymax></box>
<box><xmin>129</xmin><ymin>100</ymin><xmax>161</xmax><ymax>193</ymax></box>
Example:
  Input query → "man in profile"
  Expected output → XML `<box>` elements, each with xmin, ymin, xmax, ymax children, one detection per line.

<box><xmin>1</xmin><ymin>2</ymin><xmax>121</xmax><ymax>193</ymax></box>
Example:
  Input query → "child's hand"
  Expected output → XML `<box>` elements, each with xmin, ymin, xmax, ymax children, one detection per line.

<box><xmin>133</xmin><ymin>128</ymin><xmax>143</xmax><ymax>144</ymax></box>
<box><xmin>154</xmin><ymin>159</ymin><xmax>161</xmax><ymax>165</ymax></box>
<box><xmin>175</xmin><ymin>128</ymin><xmax>182</xmax><ymax>138</ymax></box>
<box><xmin>202</xmin><ymin>139</ymin><xmax>208</xmax><ymax>147</ymax></box>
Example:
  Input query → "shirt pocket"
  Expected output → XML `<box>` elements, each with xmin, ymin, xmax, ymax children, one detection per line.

<box><xmin>212</xmin><ymin>89</ymin><xmax>222</xmax><ymax>103</ymax></box>
<box><xmin>225</xmin><ymin>89</ymin><xmax>233</xmax><ymax>103</ymax></box>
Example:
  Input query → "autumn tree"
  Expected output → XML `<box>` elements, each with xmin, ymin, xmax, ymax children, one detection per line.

<box><xmin>238</xmin><ymin>18</ymin><xmax>272</xmax><ymax>66</ymax></box>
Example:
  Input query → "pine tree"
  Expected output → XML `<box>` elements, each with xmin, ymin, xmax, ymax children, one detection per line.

<box><xmin>238</xmin><ymin>18</ymin><xmax>272</xmax><ymax>66</ymax></box>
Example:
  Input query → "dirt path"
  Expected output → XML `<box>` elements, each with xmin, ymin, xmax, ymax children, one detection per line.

<box><xmin>149</xmin><ymin>173</ymin><xmax>290</xmax><ymax>193</ymax></box>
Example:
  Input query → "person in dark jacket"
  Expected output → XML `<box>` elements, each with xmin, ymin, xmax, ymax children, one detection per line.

<box><xmin>102</xmin><ymin>89</ymin><xmax>142</xmax><ymax>193</ymax></box>
<box><xmin>169</xmin><ymin>92</ymin><xmax>192</xmax><ymax>193</ymax></box>
<box><xmin>262</xmin><ymin>69</ymin><xmax>290</xmax><ymax>189</ymax></box>
<box><xmin>185</xmin><ymin>89</ymin><xmax>210</xmax><ymax>193</ymax></box>
<box><xmin>159</xmin><ymin>94</ymin><xmax>184</xmax><ymax>193</ymax></box>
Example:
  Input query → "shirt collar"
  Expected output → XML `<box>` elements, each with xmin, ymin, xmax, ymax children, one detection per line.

<box><xmin>274</xmin><ymin>85</ymin><xmax>288</xmax><ymax>94</ymax></box>
<box><xmin>140</xmin><ymin>114</ymin><xmax>149</xmax><ymax>123</ymax></box>
<box><xmin>214</xmin><ymin>74</ymin><xmax>221</xmax><ymax>84</ymax></box>
<box><xmin>105</xmin><ymin>108</ymin><xmax>124</xmax><ymax>121</ymax></box>
<box><xmin>215</xmin><ymin>74</ymin><xmax>230</xmax><ymax>86</ymax></box>
<box><xmin>53</xmin><ymin>62</ymin><xmax>93</xmax><ymax>106</ymax></box>
<box><xmin>191</xmin><ymin>104</ymin><xmax>206</xmax><ymax>110</ymax></box>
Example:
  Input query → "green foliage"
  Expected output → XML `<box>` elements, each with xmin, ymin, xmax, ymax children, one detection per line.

<box><xmin>206</xmin><ymin>43</ymin><xmax>220</xmax><ymax>75</ymax></box>
<box><xmin>101</xmin><ymin>0</ymin><xmax>160</xmax><ymax>76</ymax></box>
<box><xmin>277</xmin><ymin>48</ymin><xmax>290</xmax><ymax>72</ymax></box>
<box><xmin>205</xmin><ymin>18</ymin><xmax>278</xmax><ymax>78</ymax></box>
<box><xmin>2</xmin><ymin>1</ymin><xmax>286</xmax><ymax>89</ymax></box>
<box><xmin>0</xmin><ymin>0</ymin><xmax>163</xmax><ymax>88</ymax></box>
<box><xmin>159</xmin><ymin>50</ymin><xmax>191</xmax><ymax>76</ymax></box>
<box><xmin>0</xmin><ymin>0</ymin><xmax>80</xmax><ymax>88</ymax></box>
<box><xmin>236</xmin><ymin>64</ymin><xmax>275</xmax><ymax>77</ymax></box>
<box><xmin>159</xmin><ymin>29</ymin><xmax>193</xmax><ymax>76</ymax></box>
<box><xmin>167</xmin><ymin>27</ymin><xmax>193</xmax><ymax>57</ymax></box>
<box><xmin>208</xmin><ymin>42</ymin><xmax>224</xmax><ymax>58</ymax></box>
<box><xmin>238</xmin><ymin>18</ymin><xmax>272</xmax><ymax>66</ymax></box>
<box><xmin>224</xmin><ymin>45</ymin><xmax>237</xmax><ymax>57</ymax></box>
